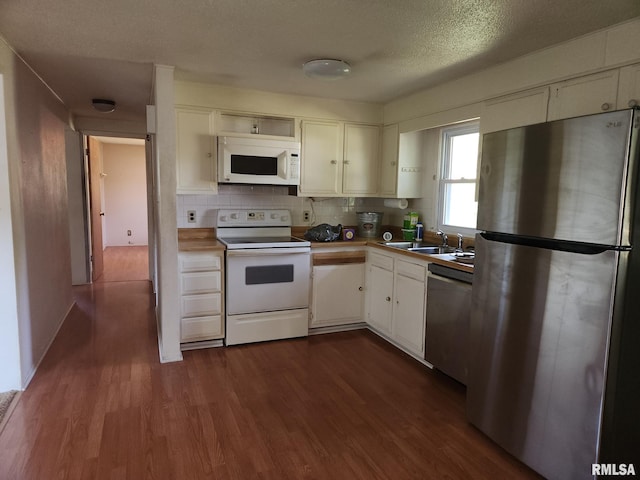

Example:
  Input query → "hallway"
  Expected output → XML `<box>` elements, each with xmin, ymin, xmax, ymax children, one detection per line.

<box><xmin>0</xmin><ymin>266</ymin><xmax>539</xmax><ymax>479</ymax></box>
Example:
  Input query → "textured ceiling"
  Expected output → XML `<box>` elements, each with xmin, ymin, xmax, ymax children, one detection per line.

<box><xmin>1</xmin><ymin>0</ymin><xmax>639</xmax><ymax>127</ymax></box>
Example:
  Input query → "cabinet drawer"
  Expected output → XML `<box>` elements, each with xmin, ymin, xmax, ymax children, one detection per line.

<box><xmin>181</xmin><ymin>293</ymin><xmax>222</xmax><ymax>317</ymax></box>
<box><xmin>181</xmin><ymin>315</ymin><xmax>223</xmax><ymax>342</ymax></box>
<box><xmin>395</xmin><ymin>259</ymin><xmax>425</xmax><ymax>281</ymax></box>
<box><xmin>180</xmin><ymin>271</ymin><xmax>222</xmax><ymax>294</ymax></box>
<box><xmin>369</xmin><ymin>251</ymin><xmax>394</xmax><ymax>271</ymax></box>
<box><xmin>178</xmin><ymin>252</ymin><xmax>222</xmax><ymax>272</ymax></box>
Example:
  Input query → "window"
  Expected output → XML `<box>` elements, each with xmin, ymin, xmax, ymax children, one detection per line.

<box><xmin>437</xmin><ymin>122</ymin><xmax>480</xmax><ymax>234</ymax></box>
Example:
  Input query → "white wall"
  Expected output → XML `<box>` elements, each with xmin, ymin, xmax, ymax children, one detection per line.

<box><xmin>102</xmin><ymin>142</ymin><xmax>148</xmax><ymax>246</ymax></box>
<box><xmin>0</xmin><ymin>38</ymin><xmax>74</xmax><ymax>389</ymax></box>
<box><xmin>0</xmin><ymin>73</ymin><xmax>21</xmax><ymax>391</ymax></box>
<box><xmin>65</xmin><ymin>128</ymin><xmax>90</xmax><ymax>285</ymax></box>
<box><xmin>154</xmin><ymin>65</ymin><xmax>182</xmax><ymax>364</ymax></box>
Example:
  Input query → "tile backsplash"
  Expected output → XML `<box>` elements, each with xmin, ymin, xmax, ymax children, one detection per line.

<box><xmin>177</xmin><ymin>185</ymin><xmax>359</xmax><ymax>228</ymax></box>
<box><xmin>176</xmin><ymin>185</ymin><xmax>423</xmax><ymax>230</ymax></box>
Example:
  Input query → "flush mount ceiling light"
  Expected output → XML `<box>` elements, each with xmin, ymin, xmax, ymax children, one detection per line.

<box><xmin>302</xmin><ymin>59</ymin><xmax>351</xmax><ymax>80</ymax></box>
<box><xmin>91</xmin><ymin>98</ymin><xmax>116</xmax><ymax>113</ymax></box>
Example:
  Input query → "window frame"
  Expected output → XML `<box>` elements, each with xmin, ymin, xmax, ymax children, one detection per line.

<box><xmin>436</xmin><ymin>121</ymin><xmax>480</xmax><ymax>238</ymax></box>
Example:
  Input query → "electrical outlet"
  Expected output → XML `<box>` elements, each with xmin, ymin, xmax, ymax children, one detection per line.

<box><xmin>127</xmin><ymin>229</ymin><xmax>132</xmax><ymax>236</ymax></box>
<box><xmin>187</xmin><ymin>210</ymin><xmax>196</xmax><ymax>223</ymax></box>
<box><xmin>303</xmin><ymin>211</ymin><xmax>311</xmax><ymax>222</ymax></box>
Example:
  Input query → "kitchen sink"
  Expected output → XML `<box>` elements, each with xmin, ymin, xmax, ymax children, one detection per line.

<box><xmin>409</xmin><ymin>246</ymin><xmax>457</xmax><ymax>254</ymax></box>
<box><xmin>380</xmin><ymin>241</ymin><xmax>457</xmax><ymax>255</ymax></box>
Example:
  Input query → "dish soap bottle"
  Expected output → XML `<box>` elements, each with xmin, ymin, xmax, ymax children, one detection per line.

<box><xmin>415</xmin><ymin>223</ymin><xmax>423</xmax><ymax>241</ymax></box>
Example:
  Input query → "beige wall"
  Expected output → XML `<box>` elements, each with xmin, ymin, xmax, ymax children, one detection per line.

<box><xmin>102</xmin><ymin>142</ymin><xmax>148</xmax><ymax>246</ymax></box>
<box><xmin>0</xmin><ymin>38</ymin><xmax>73</xmax><ymax>389</ymax></box>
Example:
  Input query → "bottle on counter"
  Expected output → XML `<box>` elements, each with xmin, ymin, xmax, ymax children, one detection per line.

<box><xmin>415</xmin><ymin>223</ymin><xmax>424</xmax><ymax>241</ymax></box>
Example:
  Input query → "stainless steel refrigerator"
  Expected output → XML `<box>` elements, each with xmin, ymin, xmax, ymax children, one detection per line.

<box><xmin>467</xmin><ymin>108</ymin><xmax>640</xmax><ymax>479</ymax></box>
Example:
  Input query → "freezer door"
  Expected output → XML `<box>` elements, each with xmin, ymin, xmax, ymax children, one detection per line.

<box><xmin>467</xmin><ymin>235</ymin><xmax>619</xmax><ymax>480</ymax></box>
<box><xmin>478</xmin><ymin>109</ymin><xmax>635</xmax><ymax>246</ymax></box>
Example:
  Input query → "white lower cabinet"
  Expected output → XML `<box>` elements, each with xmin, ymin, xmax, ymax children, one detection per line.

<box><xmin>366</xmin><ymin>250</ymin><xmax>427</xmax><ymax>358</ymax></box>
<box><xmin>178</xmin><ymin>251</ymin><xmax>224</xmax><ymax>343</ymax></box>
<box><xmin>310</xmin><ymin>250</ymin><xmax>366</xmax><ymax>328</ymax></box>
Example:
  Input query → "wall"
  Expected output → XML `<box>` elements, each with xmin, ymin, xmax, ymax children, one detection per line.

<box><xmin>0</xmin><ymin>38</ymin><xmax>74</xmax><ymax>389</ymax></box>
<box><xmin>154</xmin><ymin>65</ymin><xmax>182</xmax><ymax>364</ymax></box>
<box><xmin>65</xmin><ymin>129</ymin><xmax>90</xmax><ymax>285</ymax></box>
<box><xmin>102</xmin><ymin>142</ymin><xmax>148</xmax><ymax>246</ymax></box>
<box><xmin>177</xmin><ymin>188</ymin><xmax>365</xmax><ymax>229</ymax></box>
<box><xmin>175</xmin><ymin>82</ymin><xmax>383</xmax><ymax>125</ymax></box>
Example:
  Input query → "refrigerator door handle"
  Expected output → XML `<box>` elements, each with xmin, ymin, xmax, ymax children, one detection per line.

<box><xmin>480</xmin><ymin>232</ymin><xmax>631</xmax><ymax>254</ymax></box>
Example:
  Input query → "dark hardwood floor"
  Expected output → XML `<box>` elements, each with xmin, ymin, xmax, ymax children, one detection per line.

<box><xmin>0</xmin><ymin>277</ymin><xmax>540</xmax><ymax>479</ymax></box>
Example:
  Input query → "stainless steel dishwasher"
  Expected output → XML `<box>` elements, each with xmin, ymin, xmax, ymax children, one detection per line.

<box><xmin>425</xmin><ymin>263</ymin><xmax>473</xmax><ymax>385</ymax></box>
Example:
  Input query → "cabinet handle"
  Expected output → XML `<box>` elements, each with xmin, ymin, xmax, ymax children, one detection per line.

<box><xmin>391</xmin><ymin>161</ymin><xmax>396</xmax><ymax>166</ymax></box>
<box><xmin>358</xmin><ymin>286</ymin><xmax>363</xmax><ymax>291</ymax></box>
<box><xmin>385</xmin><ymin>296</ymin><xmax>391</xmax><ymax>302</ymax></box>
<box><xmin>207</xmin><ymin>153</ymin><xmax>212</xmax><ymax>158</ymax></box>
<box><xmin>343</xmin><ymin>160</ymin><xmax>350</xmax><ymax>165</ymax></box>
<box><xmin>601</xmin><ymin>102</ymin><xmax>611</xmax><ymax>111</ymax></box>
<box><xmin>330</xmin><ymin>160</ymin><xmax>337</xmax><ymax>165</ymax></box>
<box><xmin>629</xmin><ymin>99</ymin><xmax>638</xmax><ymax>108</ymax></box>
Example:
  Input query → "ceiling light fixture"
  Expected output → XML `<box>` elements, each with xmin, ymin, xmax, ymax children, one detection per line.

<box><xmin>91</xmin><ymin>98</ymin><xmax>116</xmax><ymax>113</ymax></box>
<box><xmin>302</xmin><ymin>59</ymin><xmax>351</xmax><ymax>80</ymax></box>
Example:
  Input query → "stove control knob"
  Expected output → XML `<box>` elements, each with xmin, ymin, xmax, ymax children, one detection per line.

<box><xmin>230</xmin><ymin>213</ymin><xmax>238</xmax><ymax>220</ymax></box>
<box><xmin>281</xmin><ymin>215</ymin><xmax>289</xmax><ymax>222</ymax></box>
<box><xmin>219</xmin><ymin>215</ymin><xmax>227</xmax><ymax>222</ymax></box>
<box><xmin>271</xmin><ymin>213</ymin><xmax>279</xmax><ymax>219</ymax></box>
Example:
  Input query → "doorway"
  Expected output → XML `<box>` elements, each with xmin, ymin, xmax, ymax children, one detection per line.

<box><xmin>85</xmin><ymin>135</ymin><xmax>149</xmax><ymax>283</ymax></box>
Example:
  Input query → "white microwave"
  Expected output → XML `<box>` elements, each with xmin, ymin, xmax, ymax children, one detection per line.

<box><xmin>217</xmin><ymin>135</ymin><xmax>301</xmax><ymax>186</ymax></box>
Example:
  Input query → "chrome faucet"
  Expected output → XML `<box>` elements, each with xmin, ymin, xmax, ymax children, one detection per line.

<box><xmin>456</xmin><ymin>233</ymin><xmax>464</xmax><ymax>252</ymax></box>
<box><xmin>436</xmin><ymin>230</ymin><xmax>448</xmax><ymax>247</ymax></box>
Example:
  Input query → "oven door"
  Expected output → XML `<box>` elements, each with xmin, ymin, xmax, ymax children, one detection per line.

<box><xmin>226</xmin><ymin>247</ymin><xmax>310</xmax><ymax>315</ymax></box>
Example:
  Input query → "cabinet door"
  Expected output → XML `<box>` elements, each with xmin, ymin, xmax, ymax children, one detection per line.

<box><xmin>176</xmin><ymin>108</ymin><xmax>217</xmax><ymax>194</ymax></box>
<box><xmin>300</xmin><ymin>120</ymin><xmax>342</xmax><ymax>196</ymax></box>
<box><xmin>367</xmin><ymin>264</ymin><xmax>394</xmax><ymax>336</ymax></box>
<box><xmin>181</xmin><ymin>315</ymin><xmax>223</xmax><ymax>342</ymax></box>
<box><xmin>481</xmin><ymin>87</ymin><xmax>550</xmax><ymax>134</ymax></box>
<box><xmin>393</xmin><ymin>262</ymin><xmax>426</xmax><ymax>357</ymax></box>
<box><xmin>547</xmin><ymin>70</ymin><xmax>619</xmax><ymax>121</ymax></box>
<box><xmin>310</xmin><ymin>263</ymin><xmax>364</xmax><ymax>327</ymax></box>
<box><xmin>343</xmin><ymin>124</ymin><xmax>380</xmax><ymax>195</ymax></box>
<box><xmin>379</xmin><ymin>124</ymin><xmax>399</xmax><ymax>196</ymax></box>
<box><xmin>181</xmin><ymin>292</ymin><xmax>222</xmax><ymax>318</ymax></box>
<box><xmin>180</xmin><ymin>271</ymin><xmax>222</xmax><ymax>295</ymax></box>
<box><xmin>617</xmin><ymin>63</ymin><xmax>640</xmax><ymax>110</ymax></box>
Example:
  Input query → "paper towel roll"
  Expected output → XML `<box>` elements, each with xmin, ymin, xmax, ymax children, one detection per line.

<box><xmin>383</xmin><ymin>198</ymin><xmax>409</xmax><ymax>209</ymax></box>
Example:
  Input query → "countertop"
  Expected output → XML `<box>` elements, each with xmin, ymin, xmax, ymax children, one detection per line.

<box><xmin>365</xmin><ymin>241</ymin><xmax>474</xmax><ymax>274</ymax></box>
<box><xmin>178</xmin><ymin>228</ymin><xmax>226</xmax><ymax>252</ymax></box>
<box><xmin>177</xmin><ymin>228</ymin><xmax>473</xmax><ymax>273</ymax></box>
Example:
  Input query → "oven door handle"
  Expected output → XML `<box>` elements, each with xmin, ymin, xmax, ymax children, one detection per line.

<box><xmin>226</xmin><ymin>247</ymin><xmax>311</xmax><ymax>256</ymax></box>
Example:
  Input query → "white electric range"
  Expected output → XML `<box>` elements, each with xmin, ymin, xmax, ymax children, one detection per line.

<box><xmin>216</xmin><ymin>209</ymin><xmax>311</xmax><ymax>345</ymax></box>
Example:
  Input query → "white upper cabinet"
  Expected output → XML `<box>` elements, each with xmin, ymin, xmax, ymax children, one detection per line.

<box><xmin>343</xmin><ymin>124</ymin><xmax>380</xmax><ymax>195</ymax></box>
<box><xmin>379</xmin><ymin>124</ymin><xmax>399</xmax><ymax>196</ymax></box>
<box><xmin>617</xmin><ymin>63</ymin><xmax>640</xmax><ymax>110</ymax></box>
<box><xmin>175</xmin><ymin>107</ymin><xmax>217</xmax><ymax>194</ymax></box>
<box><xmin>480</xmin><ymin>87</ymin><xmax>550</xmax><ymax>134</ymax></box>
<box><xmin>300</xmin><ymin>120</ymin><xmax>380</xmax><ymax>197</ymax></box>
<box><xmin>300</xmin><ymin>120</ymin><xmax>343</xmax><ymax>196</ymax></box>
<box><xmin>216</xmin><ymin>112</ymin><xmax>296</xmax><ymax>139</ymax></box>
<box><xmin>379</xmin><ymin>124</ymin><xmax>423</xmax><ymax>198</ymax></box>
<box><xmin>547</xmin><ymin>70</ymin><xmax>620</xmax><ymax>121</ymax></box>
